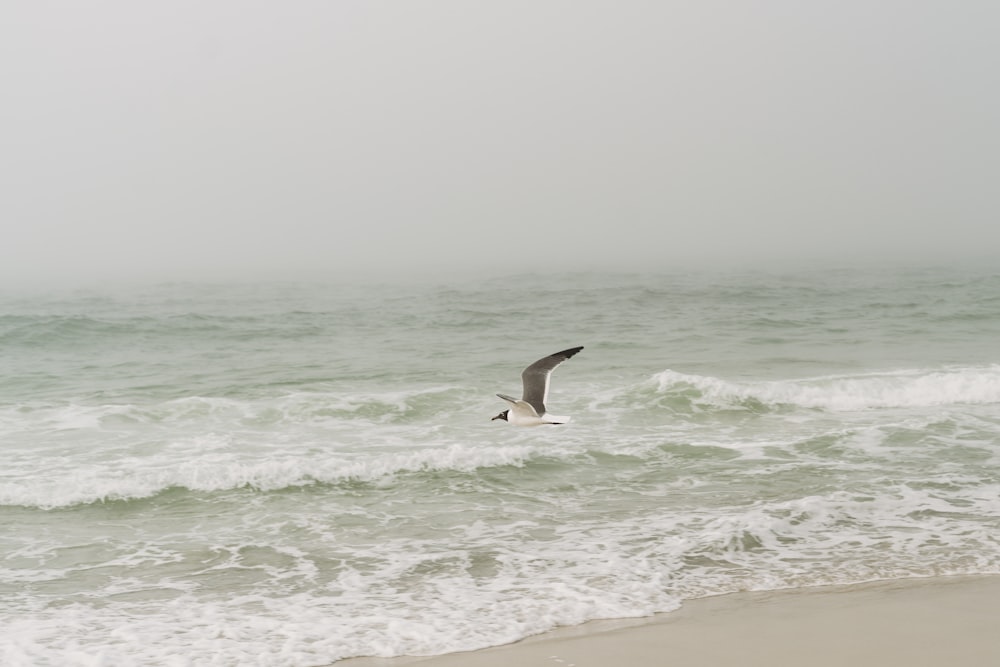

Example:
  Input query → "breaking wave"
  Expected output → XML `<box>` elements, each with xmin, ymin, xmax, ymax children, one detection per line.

<box><xmin>0</xmin><ymin>442</ymin><xmax>560</xmax><ymax>509</ymax></box>
<box><xmin>653</xmin><ymin>366</ymin><xmax>1000</xmax><ymax>411</ymax></box>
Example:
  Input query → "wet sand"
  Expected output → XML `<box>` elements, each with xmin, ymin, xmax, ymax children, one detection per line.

<box><xmin>339</xmin><ymin>575</ymin><xmax>1000</xmax><ymax>666</ymax></box>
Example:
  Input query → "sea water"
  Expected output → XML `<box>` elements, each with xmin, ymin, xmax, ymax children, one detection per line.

<box><xmin>2</xmin><ymin>265</ymin><xmax>999</xmax><ymax>665</ymax></box>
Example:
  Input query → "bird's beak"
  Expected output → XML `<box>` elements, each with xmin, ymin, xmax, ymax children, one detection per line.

<box><xmin>490</xmin><ymin>414</ymin><xmax>502</xmax><ymax>421</ymax></box>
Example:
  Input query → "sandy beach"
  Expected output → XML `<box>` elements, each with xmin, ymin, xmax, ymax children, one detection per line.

<box><xmin>340</xmin><ymin>575</ymin><xmax>1000</xmax><ymax>667</ymax></box>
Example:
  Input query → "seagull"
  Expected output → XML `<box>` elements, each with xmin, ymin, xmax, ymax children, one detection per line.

<box><xmin>491</xmin><ymin>346</ymin><xmax>584</xmax><ymax>426</ymax></box>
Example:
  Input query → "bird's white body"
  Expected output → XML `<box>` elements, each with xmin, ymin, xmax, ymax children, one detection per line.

<box><xmin>497</xmin><ymin>394</ymin><xmax>571</xmax><ymax>426</ymax></box>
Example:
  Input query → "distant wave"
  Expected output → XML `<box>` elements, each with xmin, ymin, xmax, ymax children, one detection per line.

<box><xmin>653</xmin><ymin>366</ymin><xmax>1000</xmax><ymax>411</ymax></box>
<box><xmin>0</xmin><ymin>313</ymin><xmax>176</xmax><ymax>344</ymax></box>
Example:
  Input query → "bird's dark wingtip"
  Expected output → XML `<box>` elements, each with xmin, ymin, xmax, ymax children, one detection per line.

<box><xmin>556</xmin><ymin>346</ymin><xmax>584</xmax><ymax>359</ymax></box>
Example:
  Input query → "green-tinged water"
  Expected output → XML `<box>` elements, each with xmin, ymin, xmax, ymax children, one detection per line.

<box><xmin>2</xmin><ymin>266</ymin><xmax>1000</xmax><ymax>666</ymax></box>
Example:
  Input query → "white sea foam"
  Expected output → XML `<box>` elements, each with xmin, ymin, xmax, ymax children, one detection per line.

<box><xmin>3</xmin><ymin>479</ymin><xmax>1000</xmax><ymax>666</ymax></box>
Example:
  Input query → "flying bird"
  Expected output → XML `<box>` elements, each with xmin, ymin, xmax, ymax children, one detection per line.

<box><xmin>491</xmin><ymin>346</ymin><xmax>584</xmax><ymax>426</ymax></box>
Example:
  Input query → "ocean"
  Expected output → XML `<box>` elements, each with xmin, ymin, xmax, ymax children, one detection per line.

<box><xmin>2</xmin><ymin>265</ymin><xmax>999</xmax><ymax>666</ymax></box>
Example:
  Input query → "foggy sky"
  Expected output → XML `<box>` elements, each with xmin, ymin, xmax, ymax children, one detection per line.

<box><xmin>2</xmin><ymin>1</ymin><xmax>998</xmax><ymax>286</ymax></box>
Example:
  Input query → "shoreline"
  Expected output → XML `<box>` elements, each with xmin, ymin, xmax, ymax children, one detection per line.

<box><xmin>338</xmin><ymin>574</ymin><xmax>1000</xmax><ymax>666</ymax></box>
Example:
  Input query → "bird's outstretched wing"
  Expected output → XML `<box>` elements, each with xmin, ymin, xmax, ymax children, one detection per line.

<box><xmin>520</xmin><ymin>346</ymin><xmax>583</xmax><ymax>415</ymax></box>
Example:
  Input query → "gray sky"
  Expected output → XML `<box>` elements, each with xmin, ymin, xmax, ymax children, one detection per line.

<box><xmin>2</xmin><ymin>1</ymin><xmax>998</xmax><ymax>285</ymax></box>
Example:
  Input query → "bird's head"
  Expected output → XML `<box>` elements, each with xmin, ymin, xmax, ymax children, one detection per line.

<box><xmin>491</xmin><ymin>409</ymin><xmax>509</xmax><ymax>422</ymax></box>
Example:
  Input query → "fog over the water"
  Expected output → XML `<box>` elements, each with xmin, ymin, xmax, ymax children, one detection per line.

<box><xmin>2</xmin><ymin>1</ymin><xmax>998</xmax><ymax>286</ymax></box>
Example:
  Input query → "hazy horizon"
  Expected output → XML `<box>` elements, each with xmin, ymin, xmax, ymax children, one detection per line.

<box><xmin>3</xmin><ymin>1</ymin><xmax>998</xmax><ymax>288</ymax></box>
